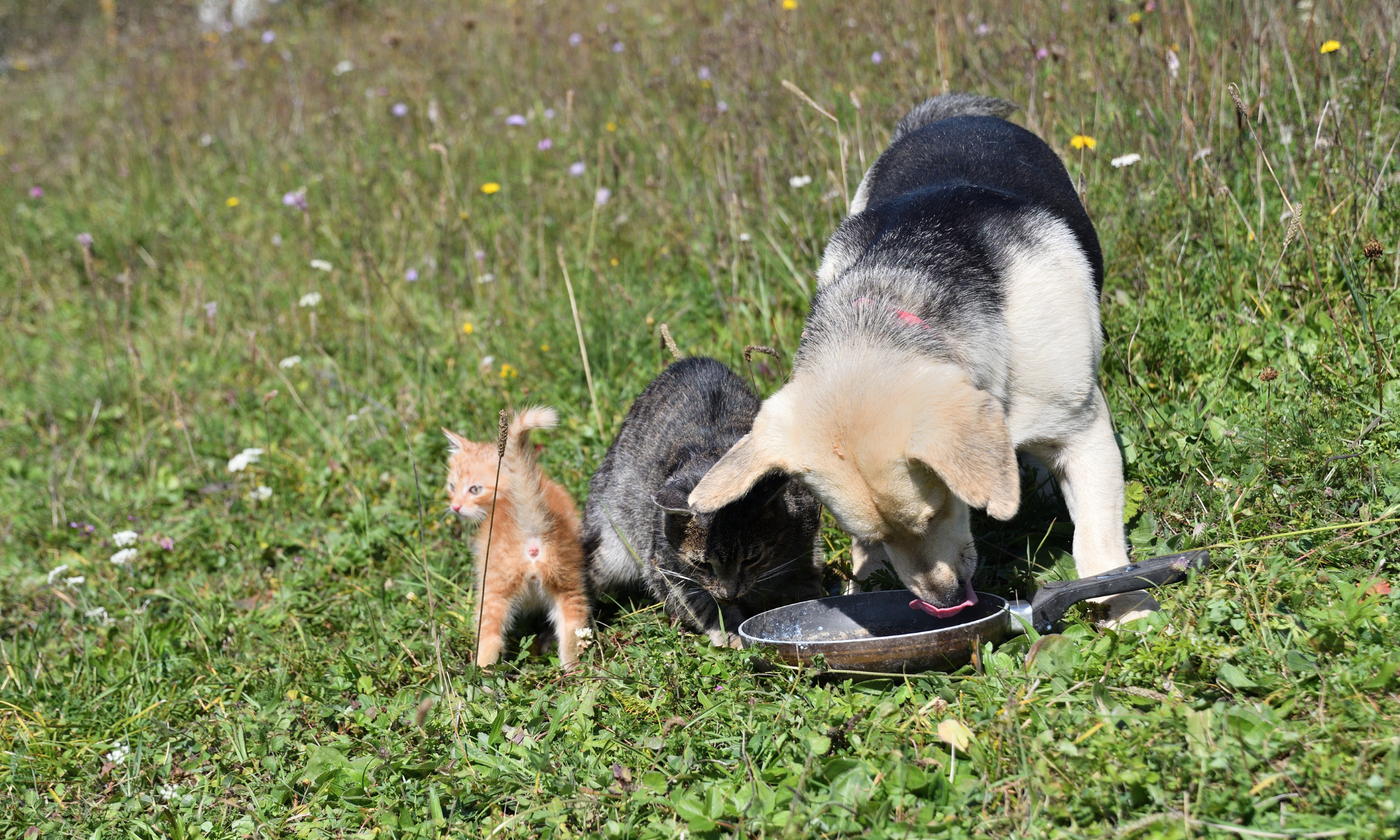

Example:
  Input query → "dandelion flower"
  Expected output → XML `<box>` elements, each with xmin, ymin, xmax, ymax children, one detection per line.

<box><xmin>1128</xmin><ymin>12</ymin><xmax>1142</xmax><ymax>24</ymax></box>
<box><xmin>569</xmin><ymin>161</ymin><xmax>586</xmax><ymax>177</ymax></box>
<box><xmin>1320</xmin><ymin>40</ymin><xmax>1340</xmax><ymax>54</ymax></box>
<box><xmin>537</xmin><ymin>138</ymin><xmax>553</xmax><ymax>151</ymax></box>
<box><xmin>782</xmin><ymin>0</ymin><xmax>798</xmax><ymax>9</ymax></box>
<box><xmin>299</xmin><ymin>291</ymin><xmax>322</xmax><ymax>307</ymax></box>
<box><xmin>249</xmin><ymin>485</ymin><xmax>272</xmax><ymax>501</ymax></box>
<box><xmin>111</xmin><ymin>548</ymin><xmax>137</xmax><ymax>565</ymax></box>
<box><xmin>227</xmin><ymin>447</ymin><xmax>264</xmax><ymax>473</ymax></box>
<box><xmin>1110</xmin><ymin>153</ymin><xmax>1142</xmax><ymax>168</ymax></box>
<box><xmin>226</xmin><ymin>196</ymin><xmax>240</xmax><ymax>207</ymax></box>
<box><xmin>500</xmin><ymin>363</ymin><xmax>518</xmax><ymax>379</ymax></box>
<box><xmin>568</xmin><ymin>32</ymin><xmax>582</xmax><ymax>47</ymax></box>
<box><xmin>1070</xmin><ymin>134</ymin><xmax>1097</xmax><ymax>150</ymax></box>
<box><xmin>605</xmin><ymin>121</ymin><xmax>618</xmax><ymax>132</ymax></box>
<box><xmin>392</xmin><ymin>102</ymin><xmax>409</xmax><ymax>117</ymax></box>
<box><xmin>789</xmin><ymin>175</ymin><xmax>813</xmax><ymax>188</ymax></box>
<box><xmin>505</xmin><ymin>114</ymin><xmax>527</xmax><ymax>126</ymax></box>
<box><xmin>462</xmin><ymin>322</ymin><xmax>474</xmax><ymax>334</ymax></box>
<box><xmin>405</xmin><ymin>268</ymin><xmax>419</xmax><ymax>281</ymax></box>
<box><xmin>481</xmin><ymin>182</ymin><xmax>501</xmax><ymax>194</ymax></box>
<box><xmin>279</xmin><ymin>355</ymin><xmax>301</xmax><ymax>369</ymax></box>
<box><xmin>595</xmin><ymin>187</ymin><xmax>612</xmax><ymax>206</ymax></box>
<box><xmin>333</xmin><ymin>60</ymin><xmax>354</xmax><ymax>75</ymax></box>
<box><xmin>47</xmin><ymin>564</ymin><xmax>70</xmax><ymax>585</ymax></box>
<box><xmin>310</xmin><ymin>259</ymin><xmax>333</xmax><ymax>272</ymax></box>
<box><xmin>113</xmin><ymin>530</ymin><xmax>139</xmax><ymax>547</ymax></box>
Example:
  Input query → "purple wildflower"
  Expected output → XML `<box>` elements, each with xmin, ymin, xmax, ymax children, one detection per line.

<box><xmin>871</xmin><ymin>51</ymin><xmax>883</xmax><ymax>64</ymax></box>
<box><xmin>611</xmin><ymin>41</ymin><xmax>624</xmax><ymax>53</ymax></box>
<box><xmin>697</xmin><ymin>66</ymin><xmax>711</xmax><ymax>81</ymax></box>
<box><xmin>569</xmin><ymin>161</ymin><xmax>586</xmax><ymax>177</ymax></box>
<box><xmin>261</xmin><ymin>30</ymin><xmax>276</xmax><ymax>44</ymax></box>
<box><xmin>568</xmin><ymin>32</ymin><xmax>582</xmax><ymax>47</ymax></box>
<box><xmin>205</xmin><ymin>301</ymin><xmax>217</xmax><ymax>318</ymax></box>
<box><xmin>29</xmin><ymin>186</ymin><xmax>42</xmax><ymax>199</ymax></box>
<box><xmin>538</xmin><ymin>138</ymin><xmax>554</xmax><ymax>151</ymax></box>
<box><xmin>544</xmin><ymin>108</ymin><xmax>556</xmax><ymax>120</ymax></box>
<box><xmin>595</xmin><ymin>187</ymin><xmax>611</xmax><ymax>206</ymax></box>
<box><xmin>474</xmin><ymin>250</ymin><xmax>486</xmax><ymax>262</ymax></box>
<box><xmin>282</xmin><ymin>191</ymin><xmax>308</xmax><ymax>211</ymax></box>
<box><xmin>77</xmin><ymin>233</ymin><xmax>94</xmax><ymax>248</ymax></box>
<box><xmin>391</xmin><ymin>102</ymin><xmax>409</xmax><ymax>117</ymax></box>
<box><xmin>506</xmin><ymin>114</ymin><xmax>527</xmax><ymax>126</ymax></box>
<box><xmin>1036</xmin><ymin>46</ymin><xmax>1050</xmax><ymax>60</ymax></box>
<box><xmin>159</xmin><ymin>537</ymin><xmax>174</xmax><ymax>550</ymax></box>
<box><xmin>405</xmin><ymin>268</ymin><xmax>419</xmax><ymax>282</ymax></box>
<box><xmin>716</xmin><ymin>100</ymin><xmax>729</xmax><ymax>113</ymax></box>
<box><xmin>975</xmin><ymin>23</ymin><xmax>991</xmax><ymax>36</ymax></box>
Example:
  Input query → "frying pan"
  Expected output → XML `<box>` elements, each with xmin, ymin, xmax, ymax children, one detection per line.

<box><xmin>737</xmin><ymin>550</ymin><xmax>1209</xmax><ymax>674</ymax></box>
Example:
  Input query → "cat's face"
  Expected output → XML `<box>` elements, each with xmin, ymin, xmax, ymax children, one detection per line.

<box><xmin>655</xmin><ymin>468</ymin><xmax>818</xmax><ymax>604</ymax></box>
<box><xmin>443</xmin><ymin>430</ymin><xmax>498</xmax><ymax>522</ymax></box>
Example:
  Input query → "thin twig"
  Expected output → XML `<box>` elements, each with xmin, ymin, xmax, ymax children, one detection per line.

<box><xmin>558</xmin><ymin>246</ymin><xmax>605</xmax><ymax>435</ymax></box>
<box><xmin>475</xmin><ymin>410</ymin><xmax>509</xmax><ymax>670</ymax></box>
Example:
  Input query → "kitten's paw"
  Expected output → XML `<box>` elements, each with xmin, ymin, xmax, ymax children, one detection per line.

<box><xmin>1089</xmin><ymin>590</ymin><xmax>1161</xmax><ymax>628</ymax></box>
<box><xmin>707</xmin><ymin>628</ymin><xmax>742</xmax><ymax>648</ymax></box>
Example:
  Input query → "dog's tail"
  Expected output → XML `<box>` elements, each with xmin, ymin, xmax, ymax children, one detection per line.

<box><xmin>892</xmin><ymin>93</ymin><xmax>1019</xmax><ymax>143</ymax></box>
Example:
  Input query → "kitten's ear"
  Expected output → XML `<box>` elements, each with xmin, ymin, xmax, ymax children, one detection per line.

<box><xmin>653</xmin><ymin>476</ymin><xmax>695</xmax><ymax>516</ymax></box>
<box><xmin>906</xmin><ymin>372</ymin><xmax>1020</xmax><ymax>521</ymax></box>
<box><xmin>689</xmin><ymin>394</ymin><xmax>795</xmax><ymax>513</ymax></box>
<box><xmin>442</xmin><ymin>428</ymin><xmax>469</xmax><ymax>453</ymax></box>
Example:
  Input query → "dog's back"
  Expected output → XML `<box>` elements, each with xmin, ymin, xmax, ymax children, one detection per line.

<box><xmin>836</xmin><ymin>94</ymin><xmax>1102</xmax><ymax>293</ymax></box>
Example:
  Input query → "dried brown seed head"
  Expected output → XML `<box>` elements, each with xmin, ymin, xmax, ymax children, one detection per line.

<box><xmin>1260</xmin><ymin>367</ymin><xmax>1278</xmax><ymax>382</ymax></box>
<box><xmin>1363</xmin><ymin>238</ymin><xmax>1383</xmax><ymax>261</ymax></box>
<box><xmin>496</xmin><ymin>410</ymin><xmax>508</xmax><ymax>457</ymax></box>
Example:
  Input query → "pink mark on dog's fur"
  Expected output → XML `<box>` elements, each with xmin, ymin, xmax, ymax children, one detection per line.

<box><xmin>853</xmin><ymin>297</ymin><xmax>929</xmax><ymax>330</ymax></box>
<box><xmin>526</xmin><ymin>538</ymin><xmax>542</xmax><ymax>560</ymax></box>
<box><xmin>909</xmin><ymin>581</ymin><xmax>978</xmax><ymax>618</ymax></box>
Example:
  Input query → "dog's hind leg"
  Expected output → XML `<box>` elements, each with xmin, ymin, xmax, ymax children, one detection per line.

<box><xmin>1030</xmin><ymin>390</ymin><xmax>1158</xmax><ymax>624</ymax></box>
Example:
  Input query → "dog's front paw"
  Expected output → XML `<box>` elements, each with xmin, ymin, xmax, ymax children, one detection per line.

<box><xmin>707</xmin><ymin>628</ymin><xmax>743</xmax><ymax>648</ymax></box>
<box><xmin>1089</xmin><ymin>590</ymin><xmax>1161</xmax><ymax>628</ymax></box>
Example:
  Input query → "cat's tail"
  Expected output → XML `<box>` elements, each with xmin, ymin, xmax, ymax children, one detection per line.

<box><xmin>506</xmin><ymin>406</ymin><xmax>558</xmax><ymax>466</ymax></box>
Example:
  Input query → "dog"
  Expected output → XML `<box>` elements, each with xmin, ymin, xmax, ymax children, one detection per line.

<box><xmin>689</xmin><ymin>93</ymin><xmax>1154</xmax><ymax>623</ymax></box>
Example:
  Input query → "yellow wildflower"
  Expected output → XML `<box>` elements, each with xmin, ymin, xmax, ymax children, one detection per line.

<box><xmin>480</xmin><ymin>182</ymin><xmax>501</xmax><ymax>194</ymax></box>
<box><xmin>540</xmin><ymin>344</ymin><xmax>550</xmax><ymax>352</ymax></box>
<box><xmin>610</xmin><ymin>257</ymin><xmax>620</xmax><ymax>266</ymax></box>
<box><xmin>500</xmin><ymin>363</ymin><xmax>517</xmax><ymax>379</ymax></box>
<box><xmin>1128</xmin><ymin>12</ymin><xmax>1142</xmax><ymax>23</ymax></box>
<box><xmin>225</xmin><ymin>196</ymin><xmax>240</xmax><ymax>207</ymax></box>
<box><xmin>782</xmin><ymin>0</ymin><xmax>798</xmax><ymax>9</ymax></box>
<box><xmin>1070</xmin><ymin>135</ymin><xmax>1097</xmax><ymax>150</ymax></box>
<box><xmin>605</xmin><ymin>121</ymin><xmax>618</xmax><ymax>132</ymax></box>
<box><xmin>1320</xmin><ymin>40</ymin><xmax>1340</xmax><ymax>54</ymax></box>
<box><xmin>459</xmin><ymin>211</ymin><xmax>469</xmax><ymax>220</ymax></box>
<box><xmin>462</xmin><ymin>322</ymin><xmax>474</xmax><ymax>335</ymax></box>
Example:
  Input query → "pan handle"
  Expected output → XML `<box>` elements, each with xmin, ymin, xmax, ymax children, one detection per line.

<box><xmin>1028</xmin><ymin>550</ymin><xmax>1210</xmax><ymax>631</ymax></box>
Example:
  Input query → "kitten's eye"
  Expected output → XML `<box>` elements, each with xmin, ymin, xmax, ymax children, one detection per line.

<box><xmin>468</xmin><ymin>485</ymin><xmax>483</xmax><ymax>495</ymax></box>
<box><xmin>446</xmin><ymin>482</ymin><xmax>455</xmax><ymax>493</ymax></box>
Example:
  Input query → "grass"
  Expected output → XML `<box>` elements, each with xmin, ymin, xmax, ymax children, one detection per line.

<box><xmin>2</xmin><ymin>0</ymin><xmax>1399</xmax><ymax>837</ymax></box>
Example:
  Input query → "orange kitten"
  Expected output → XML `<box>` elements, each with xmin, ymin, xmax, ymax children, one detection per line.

<box><xmin>443</xmin><ymin>406</ymin><xmax>590</xmax><ymax>668</ymax></box>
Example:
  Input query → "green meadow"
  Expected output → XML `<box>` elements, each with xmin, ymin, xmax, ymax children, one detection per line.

<box><xmin>2</xmin><ymin>0</ymin><xmax>1398</xmax><ymax>836</ymax></box>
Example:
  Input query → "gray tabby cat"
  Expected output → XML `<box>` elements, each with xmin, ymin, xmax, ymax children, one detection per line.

<box><xmin>582</xmin><ymin>357</ymin><xmax>824</xmax><ymax>646</ymax></box>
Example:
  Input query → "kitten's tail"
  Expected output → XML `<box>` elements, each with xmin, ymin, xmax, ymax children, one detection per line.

<box><xmin>506</xmin><ymin>406</ymin><xmax>558</xmax><ymax>466</ymax></box>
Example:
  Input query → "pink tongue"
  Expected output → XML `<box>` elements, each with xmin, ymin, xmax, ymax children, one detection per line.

<box><xmin>909</xmin><ymin>581</ymin><xmax>979</xmax><ymax>618</ymax></box>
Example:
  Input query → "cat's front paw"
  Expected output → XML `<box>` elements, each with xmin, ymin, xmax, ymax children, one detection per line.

<box><xmin>706</xmin><ymin>628</ymin><xmax>742</xmax><ymax>649</ymax></box>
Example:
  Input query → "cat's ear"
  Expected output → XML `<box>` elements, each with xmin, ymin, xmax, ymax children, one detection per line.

<box><xmin>653</xmin><ymin>476</ymin><xmax>695</xmax><ymax>516</ymax></box>
<box><xmin>442</xmin><ymin>428</ymin><xmax>469</xmax><ymax>453</ymax></box>
<box><xmin>688</xmin><ymin>394</ymin><xmax>795</xmax><ymax>513</ymax></box>
<box><xmin>906</xmin><ymin>373</ymin><xmax>1020</xmax><ymax>521</ymax></box>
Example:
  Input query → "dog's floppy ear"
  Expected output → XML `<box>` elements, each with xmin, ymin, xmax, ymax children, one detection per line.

<box><xmin>688</xmin><ymin>397</ymin><xmax>795</xmax><ymax>513</ymax></box>
<box><xmin>908</xmin><ymin>377</ymin><xmax>1020</xmax><ymax>521</ymax></box>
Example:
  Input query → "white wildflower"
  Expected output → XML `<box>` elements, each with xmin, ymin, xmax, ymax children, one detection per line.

<box><xmin>227</xmin><ymin>447</ymin><xmax>264</xmax><ymax>473</ymax></box>
<box><xmin>1192</xmin><ymin>147</ymin><xmax>1212</xmax><ymax>162</ymax></box>
<box><xmin>65</xmin><ymin>576</ymin><xmax>85</xmax><ymax>587</ymax></box>
<box><xmin>789</xmin><ymin>174</ymin><xmax>813</xmax><ymax>188</ymax></box>
<box><xmin>738</xmin><ymin>232</ymin><xmax>751</xmax><ymax>242</ymax></box>
<box><xmin>248</xmin><ymin>485</ymin><xmax>273</xmax><ymax>501</ymax></box>
<box><xmin>574</xmin><ymin>627</ymin><xmax>593</xmax><ymax>640</ymax></box>
<box><xmin>299</xmin><ymin>291</ymin><xmax>322</xmax><ymax>307</ymax></box>
<box><xmin>595</xmin><ymin>187</ymin><xmax>612</xmax><ymax>206</ymax></box>
<box><xmin>1166</xmin><ymin>49</ymin><xmax>1180</xmax><ymax>80</ymax></box>
<box><xmin>85</xmin><ymin>606</ymin><xmax>113</xmax><ymax>626</ymax></box>
<box><xmin>105</xmin><ymin>743</ymin><xmax>131</xmax><ymax>765</ymax></box>
<box><xmin>113</xmin><ymin>530</ymin><xmax>139</xmax><ymax>547</ymax></box>
<box><xmin>159</xmin><ymin>782</ymin><xmax>180</xmax><ymax>801</ymax></box>
<box><xmin>111</xmin><ymin>548</ymin><xmax>137</xmax><ymax>565</ymax></box>
<box><xmin>47</xmin><ymin>564</ymin><xmax>70</xmax><ymax>585</ymax></box>
<box><xmin>1110</xmin><ymin>153</ymin><xmax>1142</xmax><ymax>168</ymax></box>
<box><xmin>478</xmin><ymin>355</ymin><xmax>496</xmax><ymax>374</ymax></box>
<box><xmin>477</xmin><ymin>273</ymin><xmax>496</xmax><ymax>284</ymax></box>
<box><xmin>333</xmin><ymin>60</ymin><xmax>354</xmax><ymax>75</ymax></box>
<box><xmin>309</xmin><ymin>259</ymin><xmax>333</xmax><ymax>272</ymax></box>
<box><xmin>346</xmin><ymin>414</ymin><xmax>358</xmax><ymax>423</ymax></box>
<box><xmin>278</xmin><ymin>355</ymin><xmax>301</xmax><ymax>369</ymax></box>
